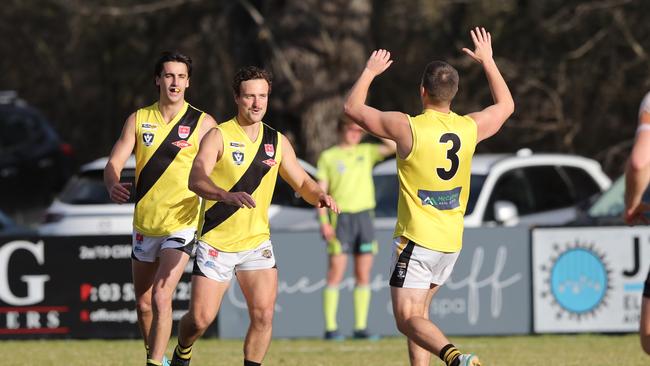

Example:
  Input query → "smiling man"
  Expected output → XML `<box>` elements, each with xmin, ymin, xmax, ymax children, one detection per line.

<box><xmin>104</xmin><ymin>51</ymin><xmax>217</xmax><ymax>366</ymax></box>
<box><xmin>169</xmin><ymin>66</ymin><xmax>338</xmax><ymax>366</ymax></box>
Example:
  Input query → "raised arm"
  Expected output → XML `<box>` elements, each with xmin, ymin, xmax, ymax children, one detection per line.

<box><xmin>279</xmin><ymin>136</ymin><xmax>339</xmax><ymax>213</ymax></box>
<box><xmin>464</xmin><ymin>27</ymin><xmax>515</xmax><ymax>143</ymax></box>
<box><xmin>343</xmin><ymin>50</ymin><xmax>413</xmax><ymax>158</ymax></box>
<box><xmin>104</xmin><ymin>113</ymin><xmax>136</xmax><ymax>204</ymax></box>
<box><xmin>188</xmin><ymin>128</ymin><xmax>255</xmax><ymax>208</ymax></box>
<box><xmin>624</xmin><ymin>100</ymin><xmax>650</xmax><ymax>224</ymax></box>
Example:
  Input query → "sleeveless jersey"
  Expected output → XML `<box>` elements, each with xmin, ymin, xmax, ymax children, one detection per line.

<box><xmin>394</xmin><ymin>109</ymin><xmax>477</xmax><ymax>252</ymax></box>
<box><xmin>133</xmin><ymin>102</ymin><xmax>205</xmax><ymax>235</ymax></box>
<box><xmin>199</xmin><ymin>119</ymin><xmax>283</xmax><ymax>252</ymax></box>
<box><xmin>316</xmin><ymin>143</ymin><xmax>383</xmax><ymax>213</ymax></box>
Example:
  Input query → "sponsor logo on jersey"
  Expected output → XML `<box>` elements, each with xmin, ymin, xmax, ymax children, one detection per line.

<box><xmin>417</xmin><ymin>187</ymin><xmax>461</xmax><ymax>210</ymax></box>
<box><xmin>232</xmin><ymin>151</ymin><xmax>244</xmax><ymax>165</ymax></box>
<box><xmin>262</xmin><ymin>158</ymin><xmax>277</xmax><ymax>167</ymax></box>
<box><xmin>141</xmin><ymin>123</ymin><xmax>157</xmax><ymax>129</ymax></box>
<box><xmin>178</xmin><ymin>125</ymin><xmax>190</xmax><ymax>138</ymax></box>
<box><xmin>264</xmin><ymin>144</ymin><xmax>275</xmax><ymax>157</ymax></box>
<box><xmin>143</xmin><ymin>132</ymin><xmax>154</xmax><ymax>147</ymax></box>
<box><xmin>172</xmin><ymin>140</ymin><xmax>192</xmax><ymax>149</ymax></box>
<box><xmin>230</xmin><ymin>142</ymin><xmax>245</xmax><ymax>148</ymax></box>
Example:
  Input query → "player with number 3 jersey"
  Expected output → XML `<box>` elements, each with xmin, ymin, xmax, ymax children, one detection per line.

<box><xmin>344</xmin><ymin>27</ymin><xmax>514</xmax><ymax>366</ymax></box>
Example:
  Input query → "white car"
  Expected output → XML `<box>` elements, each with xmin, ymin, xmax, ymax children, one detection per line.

<box><xmin>38</xmin><ymin>156</ymin><xmax>320</xmax><ymax>235</ymax></box>
<box><xmin>372</xmin><ymin>149</ymin><xmax>612</xmax><ymax>228</ymax></box>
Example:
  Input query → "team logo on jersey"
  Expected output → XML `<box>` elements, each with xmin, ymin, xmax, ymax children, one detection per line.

<box><xmin>172</xmin><ymin>140</ymin><xmax>192</xmax><ymax>149</ymax></box>
<box><xmin>261</xmin><ymin>249</ymin><xmax>273</xmax><ymax>259</ymax></box>
<box><xmin>264</xmin><ymin>144</ymin><xmax>275</xmax><ymax>157</ymax></box>
<box><xmin>262</xmin><ymin>158</ymin><xmax>277</xmax><ymax>167</ymax></box>
<box><xmin>143</xmin><ymin>132</ymin><xmax>154</xmax><ymax>146</ymax></box>
<box><xmin>230</xmin><ymin>142</ymin><xmax>245</xmax><ymax>148</ymax></box>
<box><xmin>232</xmin><ymin>150</ymin><xmax>244</xmax><ymax>165</ymax></box>
<box><xmin>178</xmin><ymin>125</ymin><xmax>190</xmax><ymax>139</ymax></box>
<box><xmin>141</xmin><ymin>123</ymin><xmax>157</xmax><ymax>129</ymax></box>
<box><xmin>208</xmin><ymin>249</ymin><xmax>218</xmax><ymax>257</ymax></box>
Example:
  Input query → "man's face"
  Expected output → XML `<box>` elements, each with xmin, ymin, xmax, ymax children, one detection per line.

<box><xmin>155</xmin><ymin>61</ymin><xmax>189</xmax><ymax>103</ymax></box>
<box><xmin>341</xmin><ymin>123</ymin><xmax>365</xmax><ymax>145</ymax></box>
<box><xmin>235</xmin><ymin>79</ymin><xmax>269</xmax><ymax>124</ymax></box>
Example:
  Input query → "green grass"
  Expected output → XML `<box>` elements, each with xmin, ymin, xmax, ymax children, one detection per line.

<box><xmin>3</xmin><ymin>334</ymin><xmax>647</xmax><ymax>365</ymax></box>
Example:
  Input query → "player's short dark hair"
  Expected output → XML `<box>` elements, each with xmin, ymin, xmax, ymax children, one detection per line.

<box><xmin>232</xmin><ymin>66</ymin><xmax>273</xmax><ymax>96</ymax></box>
<box><xmin>154</xmin><ymin>51</ymin><xmax>192</xmax><ymax>78</ymax></box>
<box><xmin>421</xmin><ymin>61</ymin><xmax>459</xmax><ymax>104</ymax></box>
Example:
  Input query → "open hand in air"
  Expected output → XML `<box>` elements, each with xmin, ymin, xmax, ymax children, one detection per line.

<box><xmin>365</xmin><ymin>49</ymin><xmax>393</xmax><ymax>77</ymax></box>
<box><xmin>462</xmin><ymin>27</ymin><xmax>493</xmax><ymax>64</ymax></box>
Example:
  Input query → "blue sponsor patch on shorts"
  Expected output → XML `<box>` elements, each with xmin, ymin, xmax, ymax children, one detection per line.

<box><xmin>417</xmin><ymin>187</ymin><xmax>461</xmax><ymax>210</ymax></box>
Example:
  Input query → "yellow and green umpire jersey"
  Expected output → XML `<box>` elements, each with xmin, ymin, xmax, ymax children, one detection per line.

<box><xmin>394</xmin><ymin>109</ymin><xmax>477</xmax><ymax>253</ymax></box>
<box><xmin>316</xmin><ymin>143</ymin><xmax>383</xmax><ymax>213</ymax></box>
<box><xmin>133</xmin><ymin>101</ymin><xmax>206</xmax><ymax>236</ymax></box>
<box><xmin>199</xmin><ymin>118</ymin><xmax>283</xmax><ymax>252</ymax></box>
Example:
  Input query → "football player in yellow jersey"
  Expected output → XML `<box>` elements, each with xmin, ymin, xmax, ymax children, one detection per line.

<box><xmin>104</xmin><ymin>52</ymin><xmax>217</xmax><ymax>366</ymax></box>
<box><xmin>344</xmin><ymin>28</ymin><xmax>514</xmax><ymax>366</ymax></box>
<box><xmin>169</xmin><ymin>66</ymin><xmax>338</xmax><ymax>366</ymax></box>
<box><xmin>317</xmin><ymin>117</ymin><xmax>395</xmax><ymax>340</ymax></box>
<box><xmin>624</xmin><ymin>90</ymin><xmax>650</xmax><ymax>356</ymax></box>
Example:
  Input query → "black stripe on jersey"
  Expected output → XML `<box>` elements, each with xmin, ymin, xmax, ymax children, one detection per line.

<box><xmin>135</xmin><ymin>106</ymin><xmax>202</xmax><ymax>203</ymax></box>
<box><xmin>201</xmin><ymin>123</ymin><xmax>278</xmax><ymax>236</ymax></box>
<box><xmin>389</xmin><ymin>240</ymin><xmax>416</xmax><ymax>288</ymax></box>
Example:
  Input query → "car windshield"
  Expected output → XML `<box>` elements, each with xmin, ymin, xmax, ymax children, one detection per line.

<box><xmin>587</xmin><ymin>176</ymin><xmax>650</xmax><ymax>218</ymax></box>
<box><xmin>59</xmin><ymin>169</ymin><xmax>135</xmax><ymax>204</ymax></box>
<box><xmin>374</xmin><ymin>173</ymin><xmax>487</xmax><ymax>217</ymax></box>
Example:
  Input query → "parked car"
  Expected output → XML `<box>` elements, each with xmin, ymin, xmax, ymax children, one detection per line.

<box><xmin>0</xmin><ymin>91</ymin><xmax>74</xmax><ymax>209</ymax></box>
<box><xmin>39</xmin><ymin>156</ymin><xmax>319</xmax><ymax>235</ymax></box>
<box><xmin>372</xmin><ymin>149</ymin><xmax>612</xmax><ymax>228</ymax></box>
<box><xmin>571</xmin><ymin>175</ymin><xmax>650</xmax><ymax>226</ymax></box>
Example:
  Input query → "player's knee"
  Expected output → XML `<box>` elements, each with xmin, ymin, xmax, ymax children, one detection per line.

<box><xmin>151</xmin><ymin>289</ymin><xmax>173</xmax><ymax>313</ymax></box>
<box><xmin>250</xmin><ymin>306</ymin><xmax>274</xmax><ymax>329</ymax></box>
<box><xmin>187</xmin><ymin>311</ymin><xmax>214</xmax><ymax>332</ymax></box>
<box><xmin>135</xmin><ymin>296</ymin><xmax>153</xmax><ymax>315</ymax></box>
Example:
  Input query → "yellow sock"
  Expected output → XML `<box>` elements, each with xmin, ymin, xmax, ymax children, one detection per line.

<box><xmin>323</xmin><ymin>286</ymin><xmax>339</xmax><ymax>331</ymax></box>
<box><xmin>354</xmin><ymin>286</ymin><xmax>371</xmax><ymax>330</ymax></box>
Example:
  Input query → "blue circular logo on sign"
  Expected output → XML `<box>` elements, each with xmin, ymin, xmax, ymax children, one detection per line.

<box><xmin>550</xmin><ymin>248</ymin><xmax>607</xmax><ymax>314</ymax></box>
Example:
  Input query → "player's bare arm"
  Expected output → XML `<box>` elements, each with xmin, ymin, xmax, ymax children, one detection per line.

<box><xmin>624</xmin><ymin>110</ymin><xmax>650</xmax><ymax>224</ymax></box>
<box><xmin>279</xmin><ymin>136</ymin><xmax>339</xmax><ymax>213</ymax></box>
<box><xmin>344</xmin><ymin>50</ymin><xmax>413</xmax><ymax>159</ymax></box>
<box><xmin>316</xmin><ymin>180</ymin><xmax>336</xmax><ymax>241</ymax></box>
<box><xmin>104</xmin><ymin>112</ymin><xmax>136</xmax><ymax>204</ymax></box>
<box><xmin>464</xmin><ymin>27</ymin><xmax>515</xmax><ymax>143</ymax></box>
<box><xmin>197</xmin><ymin>114</ymin><xmax>218</xmax><ymax>141</ymax></box>
<box><xmin>188</xmin><ymin>128</ymin><xmax>256</xmax><ymax>208</ymax></box>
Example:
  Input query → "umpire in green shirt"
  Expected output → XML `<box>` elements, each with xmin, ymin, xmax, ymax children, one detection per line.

<box><xmin>317</xmin><ymin>117</ymin><xmax>396</xmax><ymax>340</ymax></box>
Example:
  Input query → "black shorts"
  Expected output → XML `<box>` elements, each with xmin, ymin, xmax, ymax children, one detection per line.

<box><xmin>327</xmin><ymin>210</ymin><xmax>377</xmax><ymax>255</ymax></box>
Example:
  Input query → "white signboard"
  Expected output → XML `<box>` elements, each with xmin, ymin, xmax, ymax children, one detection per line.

<box><xmin>532</xmin><ymin>226</ymin><xmax>649</xmax><ymax>333</ymax></box>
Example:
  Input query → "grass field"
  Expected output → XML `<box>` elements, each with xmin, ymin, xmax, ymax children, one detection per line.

<box><xmin>4</xmin><ymin>334</ymin><xmax>647</xmax><ymax>365</ymax></box>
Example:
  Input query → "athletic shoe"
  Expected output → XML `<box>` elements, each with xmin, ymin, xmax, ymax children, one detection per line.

<box><xmin>163</xmin><ymin>355</ymin><xmax>171</xmax><ymax>366</ymax></box>
<box><xmin>458</xmin><ymin>353</ymin><xmax>481</xmax><ymax>366</ymax></box>
<box><xmin>324</xmin><ymin>330</ymin><xmax>345</xmax><ymax>341</ymax></box>
<box><xmin>170</xmin><ymin>353</ymin><xmax>191</xmax><ymax>366</ymax></box>
<box><xmin>352</xmin><ymin>329</ymin><xmax>380</xmax><ymax>340</ymax></box>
